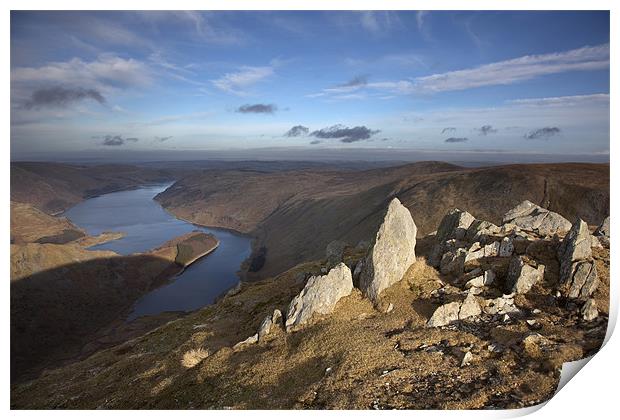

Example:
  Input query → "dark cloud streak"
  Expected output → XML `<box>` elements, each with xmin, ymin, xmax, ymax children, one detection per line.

<box><xmin>476</xmin><ymin>125</ymin><xmax>498</xmax><ymax>136</ymax></box>
<box><xmin>101</xmin><ymin>135</ymin><xmax>139</xmax><ymax>146</ymax></box>
<box><xmin>310</xmin><ymin>124</ymin><xmax>380</xmax><ymax>143</ymax></box>
<box><xmin>24</xmin><ymin>86</ymin><xmax>106</xmax><ymax>109</ymax></box>
<box><xmin>154</xmin><ymin>136</ymin><xmax>173</xmax><ymax>142</ymax></box>
<box><xmin>525</xmin><ymin>127</ymin><xmax>561</xmax><ymax>140</ymax></box>
<box><xmin>444</xmin><ymin>137</ymin><xmax>468</xmax><ymax>143</ymax></box>
<box><xmin>236</xmin><ymin>103</ymin><xmax>277</xmax><ymax>114</ymax></box>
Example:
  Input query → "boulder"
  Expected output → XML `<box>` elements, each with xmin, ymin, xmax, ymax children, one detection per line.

<box><xmin>285</xmin><ymin>263</ymin><xmax>353</xmax><ymax>331</ymax></box>
<box><xmin>459</xmin><ymin>293</ymin><xmax>482</xmax><ymax>319</ymax></box>
<box><xmin>499</xmin><ymin>236</ymin><xmax>514</xmax><ymax>257</ymax></box>
<box><xmin>440</xmin><ymin>249</ymin><xmax>466</xmax><ymax>276</ymax></box>
<box><xmin>257</xmin><ymin>315</ymin><xmax>273</xmax><ymax>342</ymax></box>
<box><xmin>426</xmin><ymin>294</ymin><xmax>481</xmax><ymax>327</ymax></box>
<box><xmin>426</xmin><ymin>301</ymin><xmax>461</xmax><ymax>327</ymax></box>
<box><xmin>429</xmin><ymin>209</ymin><xmax>475</xmax><ymax>266</ymax></box>
<box><xmin>359</xmin><ymin>198</ymin><xmax>417</xmax><ymax>302</ymax></box>
<box><xmin>465</xmin><ymin>219</ymin><xmax>500</xmax><ymax>243</ymax></box>
<box><xmin>581</xmin><ymin>298</ymin><xmax>598</xmax><ymax>321</ymax></box>
<box><xmin>506</xmin><ymin>256</ymin><xmax>544</xmax><ymax>294</ymax></box>
<box><xmin>233</xmin><ymin>334</ymin><xmax>258</xmax><ymax>350</ymax></box>
<box><xmin>464</xmin><ymin>270</ymin><xmax>495</xmax><ymax>289</ymax></box>
<box><xmin>502</xmin><ymin>200</ymin><xmax>571</xmax><ymax>236</ymax></box>
<box><xmin>325</xmin><ymin>240</ymin><xmax>347</xmax><ymax>268</ymax></box>
<box><xmin>272</xmin><ymin>309</ymin><xmax>283</xmax><ymax>325</ymax></box>
<box><xmin>483</xmin><ymin>294</ymin><xmax>520</xmax><ymax>316</ymax></box>
<box><xmin>558</xmin><ymin>219</ymin><xmax>599</xmax><ymax>299</ymax></box>
<box><xmin>567</xmin><ymin>261</ymin><xmax>599</xmax><ymax>299</ymax></box>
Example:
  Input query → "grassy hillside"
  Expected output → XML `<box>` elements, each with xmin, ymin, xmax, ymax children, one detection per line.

<box><xmin>11</xmin><ymin>244</ymin><xmax>609</xmax><ymax>409</ymax></box>
<box><xmin>156</xmin><ymin>162</ymin><xmax>609</xmax><ymax>278</ymax></box>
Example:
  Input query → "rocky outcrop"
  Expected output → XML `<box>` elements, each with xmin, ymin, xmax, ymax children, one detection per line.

<box><xmin>506</xmin><ymin>256</ymin><xmax>544</xmax><ymax>294</ymax></box>
<box><xmin>285</xmin><ymin>263</ymin><xmax>353</xmax><ymax>331</ymax></box>
<box><xmin>502</xmin><ymin>200</ymin><xmax>571</xmax><ymax>236</ymax></box>
<box><xmin>558</xmin><ymin>219</ymin><xmax>599</xmax><ymax>300</ymax></box>
<box><xmin>359</xmin><ymin>198</ymin><xmax>417</xmax><ymax>303</ymax></box>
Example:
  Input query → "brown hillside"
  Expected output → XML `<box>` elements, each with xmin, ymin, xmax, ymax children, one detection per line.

<box><xmin>11</xmin><ymin>162</ymin><xmax>176</xmax><ymax>214</ymax></box>
<box><xmin>156</xmin><ymin>162</ymin><xmax>609</xmax><ymax>278</ymax></box>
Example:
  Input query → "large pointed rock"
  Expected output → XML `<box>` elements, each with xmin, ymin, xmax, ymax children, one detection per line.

<box><xmin>359</xmin><ymin>198</ymin><xmax>417</xmax><ymax>303</ymax></box>
<box><xmin>557</xmin><ymin>219</ymin><xmax>598</xmax><ymax>299</ymax></box>
<box><xmin>285</xmin><ymin>263</ymin><xmax>353</xmax><ymax>331</ymax></box>
<box><xmin>502</xmin><ymin>200</ymin><xmax>571</xmax><ymax>236</ymax></box>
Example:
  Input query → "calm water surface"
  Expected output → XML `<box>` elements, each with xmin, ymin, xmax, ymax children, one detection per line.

<box><xmin>63</xmin><ymin>184</ymin><xmax>252</xmax><ymax>320</ymax></box>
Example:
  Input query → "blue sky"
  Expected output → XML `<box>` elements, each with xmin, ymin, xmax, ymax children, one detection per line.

<box><xmin>10</xmin><ymin>11</ymin><xmax>610</xmax><ymax>161</ymax></box>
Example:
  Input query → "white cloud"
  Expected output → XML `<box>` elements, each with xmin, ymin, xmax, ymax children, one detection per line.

<box><xmin>310</xmin><ymin>44</ymin><xmax>609</xmax><ymax>99</ymax></box>
<box><xmin>12</xmin><ymin>54</ymin><xmax>151</xmax><ymax>92</ymax></box>
<box><xmin>414</xmin><ymin>44</ymin><xmax>609</xmax><ymax>93</ymax></box>
<box><xmin>211</xmin><ymin>66</ymin><xmax>274</xmax><ymax>95</ymax></box>
<box><xmin>507</xmin><ymin>93</ymin><xmax>610</xmax><ymax>107</ymax></box>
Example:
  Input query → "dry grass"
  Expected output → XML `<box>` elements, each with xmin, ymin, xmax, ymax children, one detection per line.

<box><xmin>11</xmin><ymin>247</ymin><xmax>609</xmax><ymax>409</ymax></box>
<box><xmin>181</xmin><ymin>348</ymin><xmax>210</xmax><ymax>368</ymax></box>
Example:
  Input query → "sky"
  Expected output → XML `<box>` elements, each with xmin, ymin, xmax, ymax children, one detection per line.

<box><xmin>10</xmin><ymin>11</ymin><xmax>610</xmax><ymax>162</ymax></box>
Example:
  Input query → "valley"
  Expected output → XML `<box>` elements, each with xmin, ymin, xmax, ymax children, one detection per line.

<box><xmin>9</xmin><ymin>159</ymin><xmax>610</xmax><ymax>409</ymax></box>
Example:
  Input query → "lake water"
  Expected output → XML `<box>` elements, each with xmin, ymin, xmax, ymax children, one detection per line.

<box><xmin>63</xmin><ymin>184</ymin><xmax>252</xmax><ymax>320</ymax></box>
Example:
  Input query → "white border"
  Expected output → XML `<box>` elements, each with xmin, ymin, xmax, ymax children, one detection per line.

<box><xmin>3</xmin><ymin>1</ymin><xmax>617</xmax><ymax>418</ymax></box>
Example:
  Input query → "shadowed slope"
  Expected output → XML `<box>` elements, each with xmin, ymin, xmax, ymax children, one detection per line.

<box><xmin>156</xmin><ymin>162</ymin><xmax>609</xmax><ymax>278</ymax></box>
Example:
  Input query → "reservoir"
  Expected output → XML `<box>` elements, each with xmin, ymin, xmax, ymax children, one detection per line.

<box><xmin>63</xmin><ymin>184</ymin><xmax>252</xmax><ymax>320</ymax></box>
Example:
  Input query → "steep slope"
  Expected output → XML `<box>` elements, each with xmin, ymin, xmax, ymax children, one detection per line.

<box><xmin>10</xmin><ymin>201</ymin><xmax>85</xmax><ymax>244</ymax></box>
<box><xmin>11</xmin><ymin>231</ymin><xmax>218</xmax><ymax>382</ymax></box>
<box><xmin>11</xmin><ymin>162</ymin><xmax>176</xmax><ymax>214</ymax></box>
<box><xmin>156</xmin><ymin>162</ymin><xmax>609</xmax><ymax>278</ymax></box>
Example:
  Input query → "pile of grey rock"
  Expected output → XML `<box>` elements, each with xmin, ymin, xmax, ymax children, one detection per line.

<box><xmin>425</xmin><ymin>200</ymin><xmax>608</xmax><ymax>327</ymax></box>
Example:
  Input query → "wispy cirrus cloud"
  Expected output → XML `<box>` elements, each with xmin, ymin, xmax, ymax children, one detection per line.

<box><xmin>413</xmin><ymin>43</ymin><xmax>609</xmax><ymax>93</ymax></box>
<box><xmin>309</xmin><ymin>44</ymin><xmax>609</xmax><ymax>99</ymax></box>
<box><xmin>211</xmin><ymin>66</ymin><xmax>274</xmax><ymax>95</ymax></box>
<box><xmin>508</xmin><ymin>93</ymin><xmax>609</xmax><ymax>107</ymax></box>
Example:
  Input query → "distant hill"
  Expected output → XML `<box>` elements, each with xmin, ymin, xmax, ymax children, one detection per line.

<box><xmin>10</xmin><ymin>162</ymin><xmax>177</xmax><ymax>214</ymax></box>
<box><xmin>156</xmin><ymin>161</ymin><xmax>609</xmax><ymax>278</ymax></box>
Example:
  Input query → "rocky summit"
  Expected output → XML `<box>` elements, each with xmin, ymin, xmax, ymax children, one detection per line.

<box><xmin>359</xmin><ymin>198</ymin><xmax>417</xmax><ymax>303</ymax></box>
